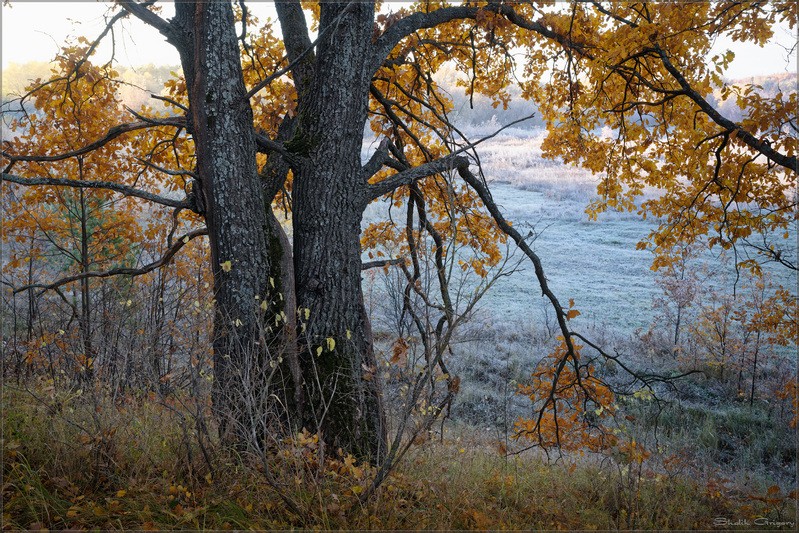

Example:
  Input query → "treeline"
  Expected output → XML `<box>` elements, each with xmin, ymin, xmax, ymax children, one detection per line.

<box><xmin>7</xmin><ymin>60</ymin><xmax>793</xmax><ymax>132</ymax></box>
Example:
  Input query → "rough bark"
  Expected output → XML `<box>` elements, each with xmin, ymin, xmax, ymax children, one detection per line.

<box><xmin>290</xmin><ymin>1</ymin><xmax>387</xmax><ymax>462</ymax></box>
<box><xmin>260</xmin><ymin>115</ymin><xmax>303</xmax><ymax>420</ymax></box>
<box><xmin>174</xmin><ymin>1</ymin><xmax>287</xmax><ymax>441</ymax></box>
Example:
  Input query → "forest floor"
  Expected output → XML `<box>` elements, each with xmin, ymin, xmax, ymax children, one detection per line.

<box><xmin>3</xmin><ymin>381</ymin><xmax>796</xmax><ymax>531</ymax></box>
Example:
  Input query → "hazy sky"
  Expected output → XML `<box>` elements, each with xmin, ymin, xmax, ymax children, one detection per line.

<box><xmin>2</xmin><ymin>1</ymin><xmax>796</xmax><ymax>79</ymax></box>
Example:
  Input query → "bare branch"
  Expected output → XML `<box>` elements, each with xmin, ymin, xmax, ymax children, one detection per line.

<box><xmin>117</xmin><ymin>0</ymin><xmax>181</xmax><ymax>46</ymax></box>
<box><xmin>254</xmin><ymin>132</ymin><xmax>298</xmax><ymax>164</ymax></box>
<box><xmin>455</xmin><ymin>163</ymin><xmax>578</xmax><ymax>357</ymax></box>
<box><xmin>2</xmin><ymin>172</ymin><xmax>190</xmax><ymax>210</ymax></box>
<box><xmin>13</xmin><ymin>228</ymin><xmax>208</xmax><ymax>295</ymax></box>
<box><xmin>134</xmin><ymin>157</ymin><xmax>196</xmax><ymax>179</ymax></box>
<box><xmin>361</xmin><ymin>258</ymin><xmax>405</xmax><ymax>270</ymax></box>
<box><xmin>365</xmin><ymin>153</ymin><xmax>469</xmax><ymax>201</ymax></box>
<box><xmin>150</xmin><ymin>93</ymin><xmax>188</xmax><ymax>112</ymax></box>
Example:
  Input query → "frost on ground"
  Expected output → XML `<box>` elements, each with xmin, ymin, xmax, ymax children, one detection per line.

<box><xmin>361</xmin><ymin>125</ymin><xmax>796</xmax><ymax>488</ymax></box>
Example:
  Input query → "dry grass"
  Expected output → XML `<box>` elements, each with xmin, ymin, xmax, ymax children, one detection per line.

<box><xmin>3</xmin><ymin>380</ymin><xmax>795</xmax><ymax>530</ymax></box>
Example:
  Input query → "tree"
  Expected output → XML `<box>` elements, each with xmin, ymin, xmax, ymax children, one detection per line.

<box><xmin>3</xmin><ymin>0</ymin><xmax>796</xmax><ymax>462</ymax></box>
<box><xmin>3</xmin><ymin>47</ymin><xmax>148</xmax><ymax>381</ymax></box>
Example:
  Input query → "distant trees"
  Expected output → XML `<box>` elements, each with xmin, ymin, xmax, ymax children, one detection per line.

<box><xmin>643</xmin><ymin>251</ymin><xmax>797</xmax><ymax>412</ymax></box>
<box><xmin>2</xmin><ymin>1</ymin><xmax>796</xmax><ymax>462</ymax></box>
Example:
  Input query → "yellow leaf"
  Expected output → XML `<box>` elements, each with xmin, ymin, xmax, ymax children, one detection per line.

<box><xmin>566</xmin><ymin>309</ymin><xmax>580</xmax><ymax>320</ymax></box>
<box><xmin>116</xmin><ymin>489</ymin><xmax>127</xmax><ymax>498</ymax></box>
<box><xmin>326</xmin><ymin>337</ymin><xmax>336</xmax><ymax>351</ymax></box>
<box><xmin>316</xmin><ymin>346</ymin><xmax>323</xmax><ymax>357</ymax></box>
<box><xmin>351</xmin><ymin>485</ymin><xmax>363</xmax><ymax>495</ymax></box>
<box><xmin>220</xmin><ymin>260</ymin><xmax>232</xmax><ymax>272</ymax></box>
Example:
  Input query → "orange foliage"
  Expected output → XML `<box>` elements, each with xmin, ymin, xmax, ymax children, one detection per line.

<box><xmin>514</xmin><ymin>339</ymin><xmax>616</xmax><ymax>452</ymax></box>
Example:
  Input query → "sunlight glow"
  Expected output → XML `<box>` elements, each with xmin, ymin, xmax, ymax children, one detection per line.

<box><xmin>1</xmin><ymin>2</ymin><xmax>795</xmax><ymax>79</ymax></box>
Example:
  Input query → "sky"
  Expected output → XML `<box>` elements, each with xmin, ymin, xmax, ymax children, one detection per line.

<box><xmin>1</xmin><ymin>1</ymin><xmax>797</xmax><ymax>79</ymax></box>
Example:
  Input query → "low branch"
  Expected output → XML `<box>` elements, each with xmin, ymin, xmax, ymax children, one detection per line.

<box><xmin>362</xmin><ymin>114</ymin><xmax>535</xmax><ymax>202</ymax></box>
<box><xmin>13</xmin><ymin>228</ymin><xmax>208</xmax><ymax>295</ymax></box>
<box><xmin>361</xmin><ymin>258</ymin><xmax>406</xmax><ymax>270</ymax></box>
<box><xmin>365</xmin><ymin>153</ymin><xmax>468</xmax><ymax>201</ymax></box>
<box><xmin>1</xmin><ymin>117</ymin><xmax>185</xmax><ymax>163</ymax></box>
<box><xmin>1</xmin><ymin>172</ymin><xmax>190</xmax><ymax>210</ymax></box>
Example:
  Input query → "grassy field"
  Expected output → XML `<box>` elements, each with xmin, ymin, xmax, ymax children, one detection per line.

<box><xmin>356</xmin><ymin>127</ymin><xmax>798</xmax><ymax>530</ymax></box>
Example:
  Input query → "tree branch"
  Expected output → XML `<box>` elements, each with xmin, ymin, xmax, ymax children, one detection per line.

<box><xmin>273</xmin><ymin>0</ymin><xmax>316</xmax><ymax>96</ymax></box>
<box><xmin>372</xmin><ymin>6</ymin><xmax>477</xmax><ymax>71</ymax></box>
<box><xmin>1</xmin><ymin>172</ymin><xmax>190</xmax><ymax>210</ymax></box>
<box><xmin>372</xmin><ymin>3</ymin><xmax>588</xmax><ymax>75</ymax></box>
<box><xmin>455</xmin><ymin>163</ymin><xmax>577</xmax><ymax>354</ymax></box>
<box><xmin>117</xmin><ymin>0</ymin><xmax>181</xmax><ymax>46</ymax></box>
<box><xmin>1</xmin><ymin>117</ymin><xmax>185</xmax><ymax>163</ymax></box>
<box><xmin>365</xmin><ymin>153</ymin><xmax>469</xmax><ymax>202</ymax></box>
<box><xmin>13</xmin><ymin>228</ymin><xmax>208</xmax><ymax>296</ymax></box>
<box><xmin>655</xmin><ymin>46</ymin><xmax>797</xmax><ymax>172</ymax></box>
<box><xmin>362</xmin><ymin>114</ymin><xmax>535</xmax><ymax>202</ymax></box>
<box><xmin>361</xmin><ymin>258</ymin><xmax>406</xmax><ymax>270</ymax></box>
<box><xmin>254</xmin><ymin>132</ymin><xmax>299</xmax><ymax>164</ymax></box>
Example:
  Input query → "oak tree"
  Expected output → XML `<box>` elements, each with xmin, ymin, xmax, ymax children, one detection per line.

<box><xmin>3</xmin><ymin>0</ymin><xmax>795</xmax><ymax>462</ymax></box>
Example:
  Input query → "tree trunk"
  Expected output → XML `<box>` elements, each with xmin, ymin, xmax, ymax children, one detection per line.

<box><xmin>174</xmin><ymin>0</ymin><xmax>291</xmax><ymax>442</ymax></box>
<box><xmin>78</xmin><ymin>180</ymin><xmax>94</xmax><ymax>383</ymax></box>
<box><xmin>291</xmin><ymin>1</ymin><xmax>387</xmax><ymax>462</ymax></box>
<box><xmin>750</xmin><ymin>331</ymin><xmax>760</xmax><ymax>407</ymax></box>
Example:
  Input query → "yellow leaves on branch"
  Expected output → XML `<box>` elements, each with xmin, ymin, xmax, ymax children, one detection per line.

<box><xmin>566</xmin><ymin>298</ymin><xmax>580</xmax><ymax>320</ymax></box>
<box><xmin>514</xmin><ymin>340</ymin><xmax>615</xmax><ymax>452</ymax></box>
<box><xmin>524</xmin><ymin>2</ymin><xmax>797</xmax><ymax>272</ymax></box>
